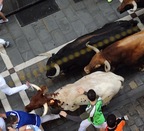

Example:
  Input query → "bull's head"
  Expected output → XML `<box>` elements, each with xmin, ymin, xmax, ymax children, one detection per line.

<box><xmin>25</xmin><ymin>84</ymin><xmax>60</xmax><ymax>116</ymax></box>
<box><xmin>84</xmin><ymin>42</ymin><xmax>111</xmax><ymax>74</ymax></box>
<box><xmin>117</xmin><ymin>0</ymin><xmax>137</xmax><ymax>13</ymax></box>
<box><xmin>46</xmin><ymin>54</ymin><xmax>60</xmax><ymax>78</ymax></box>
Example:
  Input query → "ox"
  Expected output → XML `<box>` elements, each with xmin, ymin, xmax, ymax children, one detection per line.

<box><xmin>84</xmin><ymin>30</ymin><xmax>144</xmax><ymax>74</ymax></box>
<box><xmin>25</xmin><ymin>71</ymin><xmax>124</xmax><ymax>116</ymax></box>
<box><xmin>46</xmin><ymin>20</ymin><xmax>139</xmax><ymax>78</ymax></box>
<box><xmin>117</xmin><ymin>0</ymin><xmax>144</xmax><ymax>13</ymax></box>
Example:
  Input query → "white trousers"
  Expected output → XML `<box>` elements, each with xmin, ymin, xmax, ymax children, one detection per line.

<box><xmin>0</xmin><ymin>38</ymin><xmax>6</xmax><ymax>45</ymax></box>
<box><xmin>78</xmin><ymin>119</ymin><xmax>107</xmax><ymax>131</ymax></box>
<box><xmin>40</xmin><ymin>114</ymin><xmax>60</xmax><ymax>123</ymax></box>
<box><xmin>0</xmin><ymin>75</ymin><xmax>28</xmax><ymax>95</ymax></box>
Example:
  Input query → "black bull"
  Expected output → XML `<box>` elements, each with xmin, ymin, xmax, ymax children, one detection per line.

<box><xmin>46</xmin><ymin>20</ymin><xmax>140</xmax><ymax>78</ymax></box>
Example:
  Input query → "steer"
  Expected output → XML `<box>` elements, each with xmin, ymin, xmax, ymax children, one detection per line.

<box><xmin>117</xmin><ymin>0</ymin><xmax>144</xmax><ymax>13</ymax></box>
<box><xmin>46</xmin><ymin>20</ymin><xmax>139</xmax><ymax>78</ymax></box>
<box><xmin>84</xmin><ymin>30</ymin><xmax>144</xmax><ymax>74</ymax></box>
<box><xmin>25</xmin><ymin>71</ymin><xmax>124</xmax><ymax>116</ymax></box>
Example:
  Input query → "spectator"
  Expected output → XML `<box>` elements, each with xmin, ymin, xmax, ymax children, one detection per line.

<box><xmin>105</xmin><ymin>114</ymin><xmax>128</xmax><ymax>131</ymax></box>
<box><xmin>0</xmin><ymin>110</ymin><xmax>60</xmax><ymax>131</ymax></box>
<box><xmin>60</xmin><ymin>88</ymin><xmax>107</xmax><ymax>131</ymax></box>
<box><xmin>0</xmin><ymin>75</ymin><xmax>34</xmax><ymax>95</ymax></box>
<box><xmin>8</xmin><ymin>125</ymin><xmax>41</xmax><ymax>131</ymax></box>
<box><xmin>0</xmin><ymin>38</ymin><xmax>10</xmax><ymax>48</ymax></box>
<box><xmin>0</xmin><ymin>0</ymin><xmax>8</xmax><ymax>24</ymax></box>
<box><xmin>0</xmin><ymin>116</ymin><xmax>42</xmax><ymax>131</ymax></box>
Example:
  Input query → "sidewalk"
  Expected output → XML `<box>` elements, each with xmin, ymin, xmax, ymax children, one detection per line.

<box><xmin>0</xmin><ymin>0</ymin><xmax>144</xmax><ymax>130</ymax></box>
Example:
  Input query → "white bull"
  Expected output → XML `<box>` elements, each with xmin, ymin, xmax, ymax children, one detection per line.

<box><xmin>25</xmin><ymin>71</ymin><xmax>124</xmax><ymax>116</ymax></box>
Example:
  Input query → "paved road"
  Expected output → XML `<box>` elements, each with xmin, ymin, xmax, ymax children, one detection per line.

<box><xmin>0</xmin><ymin>0</ymin><xmax>144</xmax><ymax>130</ymax></box>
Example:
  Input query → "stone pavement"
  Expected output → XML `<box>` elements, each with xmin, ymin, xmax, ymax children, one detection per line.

<box><xmin>0</xmin><ymin>0</ymin><xmax>144</xmax><ymax>131</ymax></box>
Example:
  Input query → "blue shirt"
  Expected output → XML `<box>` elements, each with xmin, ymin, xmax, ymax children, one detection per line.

<box><xmin>6</xmin><ymin>110</ymin><xmax>41</xmax><ymax>128</ymax></box>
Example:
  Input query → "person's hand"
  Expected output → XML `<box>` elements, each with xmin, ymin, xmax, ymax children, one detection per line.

<box><xmin>0</xmin><ymin>113</ymin><xmax>6</xmax><ymax>118</ymax></box>
<box><xmin>77</xmin><ymin>87</ymin><xmax>85</xmax><ymax>95</ymax></box>
<box><xmin>59</xmin><ymin>111</ymin><xmax>67</xmax><ymax>117</ymax></box>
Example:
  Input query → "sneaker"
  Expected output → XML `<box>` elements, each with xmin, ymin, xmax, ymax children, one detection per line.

<box><xmin>107</xmin><ymin>0</ymin><xmax>113</xmax><ymax>3</ymax></box>
<box><xmin>3</xmin><ymin>41</ymin><xmax>10</xmax><ymax>48</ymax></box>
<box><xmin>124</xmin><ymin>115</ymin><xmax>129</xmax><ymax>120</ymax></box>
<box><xmin>0</xmin><ymin>19</ymin><xmax>8</xmax><ymax>24</ymax></box>
<box><xmin>26</xmin><ymin>81</ymin><xmax>34</xmax><ymax>91</ymax></box>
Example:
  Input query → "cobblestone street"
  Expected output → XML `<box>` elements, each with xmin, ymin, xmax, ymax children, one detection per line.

<box><xmin>0</xmin><ymin>0</ymin><xmax>144</xmax><ymax>131</ymax></box>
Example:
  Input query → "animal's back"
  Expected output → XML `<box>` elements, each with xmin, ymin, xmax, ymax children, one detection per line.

<box><xmin>55</xmin><ymin>71</ymin><xmax>124</xmax><ymax>111</ymax></box>
<box><xmin>56</xmin><ymin>71</ymin><xmax>124</xmax><ymax>96</ymax></box>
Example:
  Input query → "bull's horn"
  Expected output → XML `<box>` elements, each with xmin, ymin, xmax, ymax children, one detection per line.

<box><xmin>119</xmin><ymin>0</ymin><xmax>123</xmax><ymax>2</ymax></box>
<box><xmin>48</xmin><ymin>64</ymin><xmax>60</xmax><ymax>78</ymax></box>
<box><xmin>131</xmin><ymin>1</ymin><xmax>137</xmax><ymax>11</ymax></box>
<box><xmin>30</xmin><ymin>84</ymin><xmax>41</xmax><ymax>91</ymax></box>
<box><xmin>104</xmin><ymin>60</ymin><xmax>111</xmax><ymax>72</ymax></box>
<box><xmin>54</xmin><ymin>64</ymin><xmax>60</xmax><ymax>76</ymax></box>
<box><xmin>39</xmin><ymin>52</ymin><xmax>52</xmax><ymax>58</ymax></box>
<box><xmin>86</xmin><ymin>42</ymin><xmax>100</xmax><ymax>53</ymax></box>
<box><xmin>42</xmin><ymin>103</ymin><xmax>49</xmax><ymax>116</ymax></box>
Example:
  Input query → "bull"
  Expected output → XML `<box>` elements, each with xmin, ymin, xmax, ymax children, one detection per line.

<box><xmin>46</xmin><ymin>20</ymin><xmax>139</xmax><ymax>78</ymax></box>
<box><xmin>25</xmin><ymin>71</ymin><xmax>124</xmax><ymax>116</ymax></box>
<box><xmin>84</xmin><ymin>30</ymin><xmax>144</xmax><ymax>74</ymax></box>
<box><xmin>117</xmin><ymin>0</ymin><xmax>144</xmax><ymax>13</ymax></box>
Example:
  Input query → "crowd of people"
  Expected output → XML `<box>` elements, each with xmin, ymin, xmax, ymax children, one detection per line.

<box><xmin>59</xmin><ymin>88</ymin><xmax>128</xmax><ymax>131</ymax></box>
<box><xmin>0</xmin><ymin>0</ymin><xmax>130</xmax><ymax>130</ymax></box>
<box><xmin>0</xmin><ymin>74</ymin><xmax>128</xmax><ymax>131</ymax></box>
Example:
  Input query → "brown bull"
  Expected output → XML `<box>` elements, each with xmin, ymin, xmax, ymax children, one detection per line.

<box><xmin>84</xmin><ymin>30</ymin><xmax>144</xmax><ymax>74</ymax></box>
<box><xmin>117</xmin><ymin>0</ymin><xmax>144</xmax><ymax>13</ymax></box>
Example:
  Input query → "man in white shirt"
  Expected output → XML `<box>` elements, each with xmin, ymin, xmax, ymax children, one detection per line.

<box><xmin>0</xmin><ymin>75</ymin><xmax>33</xmax><ymax>95</ymax></box>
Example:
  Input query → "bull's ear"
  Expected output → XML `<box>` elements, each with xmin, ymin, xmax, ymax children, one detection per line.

<box><xmin>41</xmin><ymin>86</ymin><xmax>48</xmax><ymax>93</ymax></box>
<box><xmin>52</xmin><ymin>53</ymin><xmax>55</xmax><ymax>57</ymax></box>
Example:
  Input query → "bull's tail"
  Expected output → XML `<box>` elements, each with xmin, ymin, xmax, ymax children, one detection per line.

<box><xmin>39</xmin><ymin>52</ymin><xmax>52</xmax><ymax>58</ymax></box>
<box><xmin>113</xmin><ymin>74</ymin><xmax>124</xmax><ymax>89</ymax></box>
<box><xmin>119</xmin><ymin>76</ymin><xmax>124</xmax><ymax>89</ymax></box>
<box><xmin>120</xmin><ymin>76</ymin><xmax>124</xmax><ymax>82</ymax></box>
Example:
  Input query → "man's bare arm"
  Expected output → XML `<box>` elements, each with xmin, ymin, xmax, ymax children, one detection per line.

<box><xmin>0</xmin><ymin>0</ymin><xmax>3</xmax><ymax>5</ymax></box>
<box><xmin>0</xmin><ymin>113</ymin><xmax>6</xmax><ymax>118</ymax></box>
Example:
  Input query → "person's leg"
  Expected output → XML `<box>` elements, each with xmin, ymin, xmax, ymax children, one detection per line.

<box><xmin>0</xmin><ymin>75</ymin><xmax>6</xmax><ymax>87</ymax></box>
<box><xmin>93</xmin><ymin>122</ymin><xmax>107</xmax><ymax>131</ymax></box>
<box><xmin>1</xmin><ymin>84</ymin><xmax>28</xmax><ymax>95</ymax></box>
<box><xmin>78</xmin><ymin>119</ymin><xmax>91</xmax><ymax>131</ymax></box>
<box><xmin>0</xmin><ymin>11</ymin><xmax>7</xmax><ymax>20</ymax></box>
<box><xmin>0</xmin><ymin>38</ymin><xmax>6</xmax><ymax>45</ymax></box>
<box><xmin>0</xmin><ymin>5</ymin><xmax>8</xmax><ymax>23</ymax></box>
<box><xmin>0</xmin><ymin>38</ymin><xmax>10</xmax><ymax>48</ymax></box>
<box><xmin>40</xmin><ymin>114</ymin><xmax>60</xmax><ymax>123</ymax></box>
